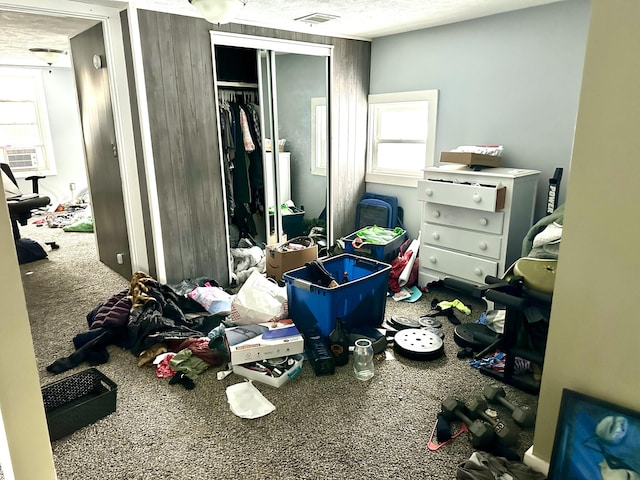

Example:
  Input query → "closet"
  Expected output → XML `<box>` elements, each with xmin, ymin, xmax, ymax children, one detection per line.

<box><xmin>211</xmin><ymin>32</ymin><xmax>332</xmax><ymax>250</ymax></box>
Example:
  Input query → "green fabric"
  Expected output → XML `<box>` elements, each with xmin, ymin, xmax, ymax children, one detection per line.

<box><xmin>169</xmin><ymin>348</ymin><xmax>208</xmax><ymax>380</ymax></box>
<box><xmin>63</xmin><ymin>217</ymin><xmax>94</xmax><ymax>232</ymax></box>
<box><xmin>354</xmin><ymin>226</ymin><xmax>404</xmax><ymax>245</ymax></box>
<box><xmin>438</xmin><ymin>299</ymin><xmax>471</xmax><ymax>315</ymax></box>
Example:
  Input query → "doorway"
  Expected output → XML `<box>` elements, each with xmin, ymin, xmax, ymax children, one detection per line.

<box><xmin>0</xmin><ymin>2</ymin><xmax>149</xmax><ymax>275</ymax></box>
<box><xmin>0</xmin><ymin>2</ymin><xmax>146</xmax><ymax>477</ymax></box>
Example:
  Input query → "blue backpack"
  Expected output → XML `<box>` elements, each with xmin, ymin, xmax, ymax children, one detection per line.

<box><xmin>355</xmin><ymin>193</ymin><xmax>404</xmax><ymax>230</ymax></box>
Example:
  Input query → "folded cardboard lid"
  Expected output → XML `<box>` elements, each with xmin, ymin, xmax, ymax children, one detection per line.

<box><xmin>440</xmin><ymin>151</ymin><xmax>501</xmax><ymax>168</ymax></box>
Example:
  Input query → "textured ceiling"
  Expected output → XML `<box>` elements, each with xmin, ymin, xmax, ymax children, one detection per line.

<box><xmin>0</xmin><ymin>10</ymin><xmax>97</xmax><ymax>67</ymax></box>
<box><xmin>0</xmin><ymin>0</ymin><xmax>564</xmax><ymax>67</ymax></box>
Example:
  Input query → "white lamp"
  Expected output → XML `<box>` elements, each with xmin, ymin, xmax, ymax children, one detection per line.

<box><xmin>189</xmin><ymin>0</ymin><xmax>246</xmax><ymax>25</ymax></box>
<box><xmin>29</xmin><ymin>48</ymin><xmax>68</xmax><ymax>66</ymax></box>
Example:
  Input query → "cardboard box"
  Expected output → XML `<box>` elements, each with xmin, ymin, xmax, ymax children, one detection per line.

<box><xmin>228</xmin><ymin>326</ymin><xmax>305</xmax><ymax>365</ymax></box>
<box><xmin>232</xmin><ymin>355</ymin><xmax>304</xmax><ymax>387</ymax></box>
<box><xmin>440</xmin><ymin>152</ymin><xmax>502</xmax><ymax>168</ymax></box>
<box><xmin>266</xmin><ymin>242</ymin><xmax>318</xmax><ymax>282</ymax></box>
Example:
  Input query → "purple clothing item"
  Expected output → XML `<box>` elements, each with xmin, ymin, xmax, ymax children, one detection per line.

<box><xmin>89</xmin><ymin>289</ymin><xmax>132</xmax><ymax>329</ymax></box>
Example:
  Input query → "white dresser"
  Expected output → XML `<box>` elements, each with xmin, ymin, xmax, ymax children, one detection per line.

<box><xmin>417</xmin><ymin>165</ymin><xmax>540</xmax><ymax>286</ymax></box>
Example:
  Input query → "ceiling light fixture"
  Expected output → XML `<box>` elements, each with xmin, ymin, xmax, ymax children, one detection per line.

<box><xmin>29</xmin><ymin>48</ymin><xmax>68</xmax><ymax>66</ymax></box>
<box><xmin>188</xmin><ymin>0</ymin><xmax>246</xmax><ymax>25</ymax></box>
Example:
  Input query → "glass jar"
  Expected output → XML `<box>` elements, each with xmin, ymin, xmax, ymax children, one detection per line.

<box><xmin>353</xmin><ymin>338</ymin><xmax>374</xmax><ymax>381</ymax></box>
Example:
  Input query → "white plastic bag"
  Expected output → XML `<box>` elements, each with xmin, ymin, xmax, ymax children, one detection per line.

<box><xmin>188</xmin><ymin>284</ymin><xmax>234</xmax><ymax>315</ymax></box>
<box><xmin>230</xmin><ymin>270</ymin><xmax>288</xmax><ymax>325</ymax></box>
<box><xmin>226</xmin><ymin>381</ymin><xmax>275</xmax><ymax>419</ymax></box>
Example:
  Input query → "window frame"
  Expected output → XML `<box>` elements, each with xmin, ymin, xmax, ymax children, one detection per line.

<box><xmin>366</xmin><ymin>89</ymin><xmax>438</xmax><ymax>187</ymax></box>
<box><xmin>310</xmin><ymin>96</ymin><xmax>327</xmax><ymax>176</ymax></box>
<box><xmin>0</xmin><ymin>67</ymin><xmax>57</xmax><ymax>178</ymax></box>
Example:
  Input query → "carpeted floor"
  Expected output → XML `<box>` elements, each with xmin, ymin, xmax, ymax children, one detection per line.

<box><xmin>12</xmin><ymin>220</ymin><xmax>541</xmax><ymax>480</ymax></box>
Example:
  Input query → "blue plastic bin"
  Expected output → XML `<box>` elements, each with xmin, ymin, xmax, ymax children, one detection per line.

<box><xmin>284</xmin><ymin>254</ymin><xmax>391</xmax><ymax>337</ymax></box>
<box><xmin>344</xmin><ymin>228</ymin><xmax>407</xmax><ymax>264</ymax></box>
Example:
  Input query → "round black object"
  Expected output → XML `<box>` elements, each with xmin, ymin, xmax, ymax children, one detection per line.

<box><xmin>419</xmin><ymin>317</ymin><xmax>442</xmax><ymax>329</ymax></box>
<box><xmin>388</xmin><ymin>316</ymin><xmax>421</xmax><ymax>330</ymax></box>
<box><xmin>453</xmin><ymin>323</ymin><xmax>501</xmax><ymax>350</ymax></box>
<box><xmin>393</xmin><ymin>329</ymin><xmax>444</xmax><ymax>361</ymax></box>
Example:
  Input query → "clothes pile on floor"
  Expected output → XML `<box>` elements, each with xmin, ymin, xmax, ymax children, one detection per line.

<box><xmin>33</xmin><ymin>201</ymin><xmax>94</xmax><ymax>232</ymax></box>
<box><xmin>47</xmin><ymin>272</ymin><xmax>231</xmax><ymax>388</ymax></box>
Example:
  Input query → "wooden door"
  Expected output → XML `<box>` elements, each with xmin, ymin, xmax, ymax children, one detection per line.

<box><xmin>70</xmin><ymin>23</ymin><xmax>132</xmax><ymax>279</ymax></box>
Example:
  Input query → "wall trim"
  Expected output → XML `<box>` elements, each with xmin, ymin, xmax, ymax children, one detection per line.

<box><xmin>523</xmin><ymin>445</ymin><xmax>550</xmax><ymax>476</ymax></box>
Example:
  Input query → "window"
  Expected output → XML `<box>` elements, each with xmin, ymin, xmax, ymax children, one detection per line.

<box><xmin>311</xmin><ymin>97</ymin><xmax>327</xmax><ymax>176</ymax></box>
<box><xmin>0</xmin><ymin>68</ymin><xmax>56</xmax><ymax>177</ymax></box>
<box><xmin>366</xmin><ymin>90</ymin><xmax>438</xmax><ymax>187</ymax></box>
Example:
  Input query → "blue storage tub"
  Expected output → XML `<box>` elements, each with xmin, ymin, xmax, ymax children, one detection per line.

<box><xmin>343</xmin><ymin>228</ymin><xmax>407</xmax><ymax>264</ymax></box>
<box><xmin>284</xmin><ymin>254</ymin><xmax>391</xmax><ymax>337</ymax></box>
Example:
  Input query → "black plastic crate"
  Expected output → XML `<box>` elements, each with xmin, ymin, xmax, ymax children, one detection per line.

<box><xmin>42</xmin><ymin>368</ymin><xmax>117</xmax><ymax>441</ymax></box>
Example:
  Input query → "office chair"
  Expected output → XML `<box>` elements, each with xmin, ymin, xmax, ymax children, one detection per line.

<box><xmin>1</xmin><ymin>162</ymin><xmax>51</xmax><ymax>241</ymax></box>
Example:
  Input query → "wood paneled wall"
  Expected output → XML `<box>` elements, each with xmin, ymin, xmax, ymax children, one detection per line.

<box><xmin>328</xmin><ymin>38</ymin><xmax>371</xmax><ymax>239</ymax></box>
<box><xmin>137</xmin><ymin>11</ymin><xmax>227</xmax><ymax>284</ymax></box>
<box><xmin>136</xmin><ymin>10</ymin><xmax>371</xmax><ymax>283</ymax></box>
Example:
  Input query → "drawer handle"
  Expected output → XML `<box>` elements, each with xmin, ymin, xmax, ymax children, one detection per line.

<box><xmin>474</xmin><ymin>268</ymin><xmax>483</xmax><ymax>277</ymax></box>
<box><xmin>432</xmin><ymin>210</ymin><xmax>441</xmax><ymax>218</ymax></box>
<box><xmin>425</xmin><ymin>188</ymin><xmax>433</xmax><ymax>197</ymax></box>
<box><xmin>479</xmin><ymin>217</ymin><xmax>488</xmax><ymax>226</ymax></box>
<box><xmin>432</xmin><ymin>232</ymin><xmax>440</xmax><ymax>241</ymax></box>
<box><xmin>473</xmin><ymin>193</ymin><xmax>482</xmax><ymax>204</ymax></box>
<box><xmin>478</xmin><ymin>242</ymin><xmax>488</xmax><ymax>251</ymax></box>
<box><xmin>429</xmin><ymin>256</ymin><xmax>437</xmax><ymax>264</ymax></box>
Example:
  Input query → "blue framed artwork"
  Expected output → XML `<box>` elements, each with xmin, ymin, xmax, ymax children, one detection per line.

<box><xmin>548</xmin><ymin>388</ymin><xmax>640</xmax><ymax>480</ymax></box>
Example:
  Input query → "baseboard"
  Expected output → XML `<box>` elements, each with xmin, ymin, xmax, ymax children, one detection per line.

<box><xmin>523</xmin><ymin>445</ymin><xmax>549</xmax><ymax>476</ymax></box>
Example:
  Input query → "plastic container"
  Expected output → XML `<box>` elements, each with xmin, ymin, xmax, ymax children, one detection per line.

<box><xmin>284</xmin><ymin>254</ymin><xmax>391</xmax><ymax>337</ymax></box>
<box><xmin>343</xmin><ymin>227</ymin><xmax>407</xmax><ymax>264</ymax></box>
<box><xmin>41</xmin><ymin>368</ymin><xmax>117</xmax><ymax>441</ymax></box>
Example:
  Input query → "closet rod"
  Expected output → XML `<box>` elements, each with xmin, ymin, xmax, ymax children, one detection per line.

<box><xmin>217</xmin><ymin>80</ymin><xmax>259</xmax><ymax>88</ymax></box>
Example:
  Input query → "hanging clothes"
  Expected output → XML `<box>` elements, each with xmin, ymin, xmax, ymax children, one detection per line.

<box><xmin>218</xmin><ymin>88</ymin><xmax>265</xmax><ymax>239</ymax></box>
<box><xmin>218</xmin><ymin>101</ymin><xmax>236</xmax><ymax>218</ymax></box>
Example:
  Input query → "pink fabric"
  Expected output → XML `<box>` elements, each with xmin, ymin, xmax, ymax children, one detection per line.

<box><xmin>239</xmin><ymin>108</ymin><xmax>255</xmax><ymax>153</ymax></box>
<box><xmin>155</xmin><ymin>352</ymin><xmax>177</xmax><ymax>378</ymax></box>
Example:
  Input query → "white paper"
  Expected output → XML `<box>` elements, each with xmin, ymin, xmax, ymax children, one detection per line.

<box><xmin>399</xmin><ymin>232</ymin><xmax>421</xmax><ymax>287</ymax></box>
<box><xmin>226</xmin><ymin>381</ymin><xmax>276</xmax><ymax>419</ymax></box>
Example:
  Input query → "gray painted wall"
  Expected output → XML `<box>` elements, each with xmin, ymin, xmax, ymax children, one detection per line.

<box><xmin>14</xmin><ymin>68</ymin><xmax>88</xmax><ymax>206</ymax></box>
<box><xmin>367</xmin><ymin>0</ymin><xmax>591</xmax><ymax>238</ymax></box>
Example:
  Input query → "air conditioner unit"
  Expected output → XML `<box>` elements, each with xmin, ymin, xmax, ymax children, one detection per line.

<box><xmin>4</xmin><ymin>148</ymin><xmax>38</xmax><ymax>170</ymax></box>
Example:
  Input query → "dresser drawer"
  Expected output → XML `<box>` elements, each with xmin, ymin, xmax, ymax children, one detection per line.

<box><xmin>425</xmin><ymin>203</ymin><xmax>504</xmax><ymax>234</ymax></box>
<box><xmin>420</xmin><ymin>245</ymin><xmax>498</xmax><ymax>282</ymax></box>
<box><xmin>423</xmin><ymin>224</ymin><xmax>502</xmax><ymax>260</ymax></box>
<box><xmin>417</xmin><ymin>179</ymin><xmax>506</xmax><ymax>212</ymax></box>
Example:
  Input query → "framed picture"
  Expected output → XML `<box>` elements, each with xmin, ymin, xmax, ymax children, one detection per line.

<box><xmin>548</xmin><ymin>388</ymin><xmax>640</xmax><ymax>480</ymax></box>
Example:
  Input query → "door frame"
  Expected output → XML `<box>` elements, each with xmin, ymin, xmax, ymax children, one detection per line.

<box><xmin>0</xmin><ymin>0</ymin><xmax>149</xmax><ymax>275</ymax></box>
